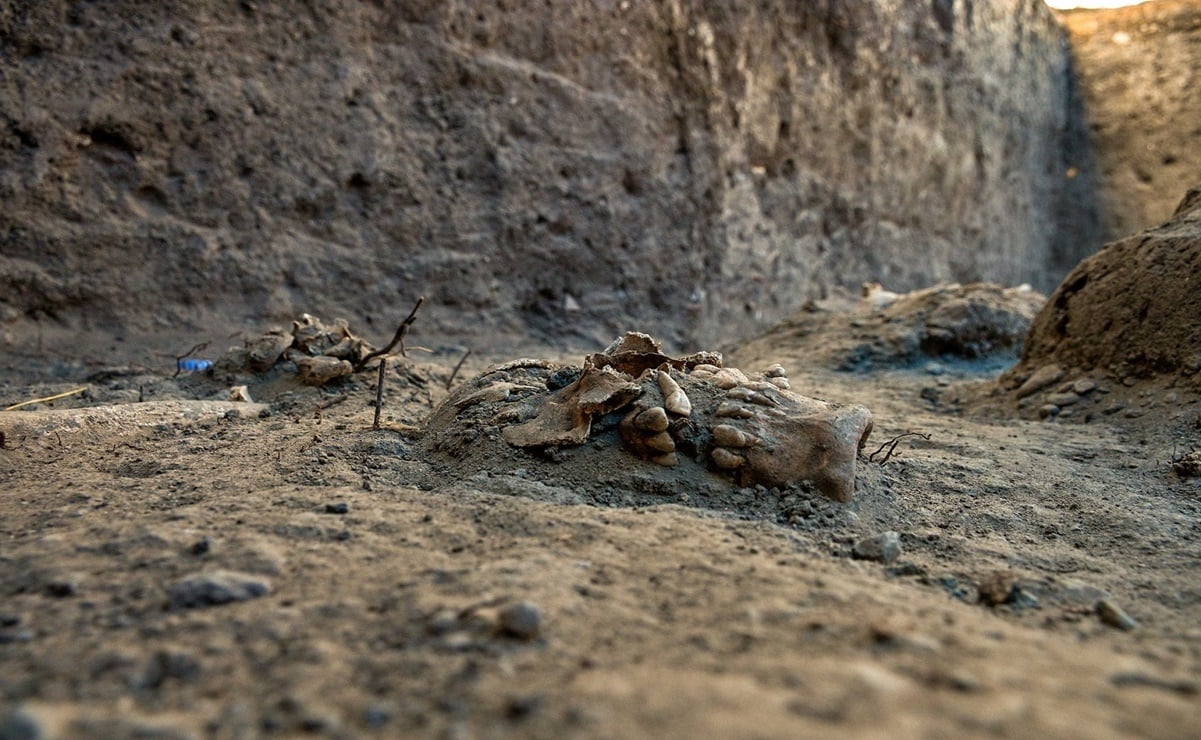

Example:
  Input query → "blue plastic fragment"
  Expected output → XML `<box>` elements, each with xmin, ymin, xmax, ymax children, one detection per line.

<box><xmin>178</xmin><ymin>358</ymin><xmax>213</xmax><ymax>372</ymax></box>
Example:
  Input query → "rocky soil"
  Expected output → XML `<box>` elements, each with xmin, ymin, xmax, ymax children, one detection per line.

<box><xmin>2</xmin><ymin>274</ymin><xmax>1200</xmax><ymax>737</ymax></box>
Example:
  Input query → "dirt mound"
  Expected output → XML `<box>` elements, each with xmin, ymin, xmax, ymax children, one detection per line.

<box><xmin>733</xmin><ymin>282</ymin><xmax>1045</xmax><ymax>374</ymax></box>
<box><xmin>996</xmin><ymin>185</ymin><xmax>1201</xmax><ymax>421</ymax></box>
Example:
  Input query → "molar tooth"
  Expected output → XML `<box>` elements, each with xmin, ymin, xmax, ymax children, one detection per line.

<box><xmin>749</xmin><ymin>391</ymin><xmax>778</xmax><ymax>407</ymax></box>
<box><xmin>712</xmin><ymin>368</ymin><xmax>750</xmax><ymax>389</ymax></box>
<box><xmin>711</xmin><ymin>448</ymin><xmax>745</xmax><ymax>470</ymax></box>
<box><xmin>644</xmin><ymin>431</ymin><xmax>676</xmax><ymax>453</ymax></box>
<box><xmin>764</xmin><ymin>364</ymin><xmax>788</xmax><ymax>378</ymax></box>
<box><xmin>712</xmin><ymin>424</ymin><xmax>756</xmax><ymax>448</ymax></box>
<box><xmin>725</xmin><ymin>387</ymin><xmax>754</xmax><ymax>401</ymax></box>
<box><xmin>633</xmin><ymin>406</ymin><xmax>670</xmax><ymax>432</ymax></box>
<box><xmin>768</xmin><ymin>376</ymin><xmax>791</xmax><ymax>390</ymax></box>
<box><xmin>715</xmin><ymin>402</ymin><xmax>755</xmax><ymax>419</ymax></box>
<box><xmin>652</xmin><ymin>452</ymin><xmax>679</xmax><ymax>467</ymax></box>
<box><xmin>658</xmin><ymin>370</ymin><xmax>692</xmax><ymax>417</ymax></box>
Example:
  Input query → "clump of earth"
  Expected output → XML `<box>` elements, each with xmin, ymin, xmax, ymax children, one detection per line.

<box><xmin>990</xmin><ymin>185</ymin><xmax>1201</xmax><ymax>424</ymax></box>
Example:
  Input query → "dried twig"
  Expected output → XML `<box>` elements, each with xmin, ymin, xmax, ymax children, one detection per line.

<box><xmin>173</xmin><ymin>342</ymin><xmax>209</xmax><ymax>378</ymax></box>
<box><xmin>356</xmin><ymin>296</ymin><xmax>425</xmax><ymax>371</ymax></box>
<box><xmin>446</xmin><ymin>348</ymin><xmax>472</xmax><ymax>390</ymax></box>
<box><xmin>373</xmin><ymin>357</ymin><xmax>388</xmax><ymax>430</ymax></box>
<box><xmin>868</xmin><ymin>431</ymin><xmax>931</xmax><ymax>464</ymax></box>
<box><xmin>316</xmin><ymin>395</ymin><xmax>349</xmax><ymax>411</ymax></box>
<box><xmin>4</xmin><ymin>387</ymin><xmax>88</xmax><ymax>411</ymax></box>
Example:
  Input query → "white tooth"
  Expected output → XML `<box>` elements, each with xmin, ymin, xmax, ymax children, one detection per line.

<box><xmin>658</xmin><ymin>370</ymin><xmax>692</xmax><ymax>417</ymax></box>
<box><xmin>764</xmin><ymin>364</ymin><xmax>787</xmax><ymax>378</ymax></box>
<box><xmin>769</xmin><ymin>376</ymin><xmax>791</xmax><ymax>390</ymax></box>
<box><xmin>712</xmin><ymin>424</ymin><xmax>756</xmax><ymax>448</ymax></box>
<box><xmin>713</xmin><ymin>368</ymin><xmax>750</xmax><ymax>389</ymax></box>
<box><xmin>644</xmin><ymin>431</ymin><xmax>676</xmax><ymax>453</ymax></box>
<box><xmin>749</xmin><ymin>391</ymin><xmax>778</xmax><ymax>407</ymax></box>
<box><xmin>715</xmin><ymin>402</ymin><xmax>755</xmax><ymax>419</ymax></box>
<box><xmin>634</xmin><ymin>406</ymin><xmax>670</xmax><ymax>432</ymax></box>
<box><xmin>726</xmin><ymin>387</ymin><xmax>754</xmax><ymax>401</ymax></box>
<box><xmin>712</xmin><ymin>374</ymin><xmax>739</xmax><ymax>390</ymax></box>
<box><xmin>711</xmin><ymin>448</ymin><xmax>745</xmax><ymax>470</ymax></box>
<box><xmin>652</xmin><ymin>452</ymin><xmax>679</xmax><ymax>467</ymax></box>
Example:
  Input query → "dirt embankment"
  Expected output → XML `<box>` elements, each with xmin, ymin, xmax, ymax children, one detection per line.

<box><xmin>1057</xmin><ymin>0</ymin><xmax>1201</xmax><ymax>241</ymax></box>
<box><xmin>1</xmin><ymin>1</ymin><xmax>1091</xmax><ymax>361</ymax></box>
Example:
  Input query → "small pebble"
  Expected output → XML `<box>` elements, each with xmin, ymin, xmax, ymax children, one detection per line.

<box><xmin>1038</xmin><ymin>404</ymin><xmax>1060</xmax><ymax>420</ymax></box>
<box><xmin>189</xmin><ymin>537</ymin><xmax>212</xmax><ymax>556</ymax></box>
<box><xmin>1072</xmin><ymin>379</ymin><xmax>1097</xmax><ymax>395</ymax></box>
<box><xmin>1046</xmin><ymin>392</ymin><xmax>1080</xmax><ymax>407</ymax></box>
<box><xmin>1016</xmin><ymin>364</ymin><xmax>1064</xmax><ymax>399</ymax></box>
<box><xmin>0</xmin><ymin>707</ymin><xmax>43</xmax><ymax>740</ymax></box>
<box><xmin>44</xmin><ymin>575</ymin><xmax>81</xmax><ymax>598</ymax></box>
<box><xmin>977</xmin><ymin>570</ymin><xmax>1019</xmax><ymax>606</ymax></box>
<box><xmin>324</xmin><ymin>502</ymin><xmax>349</xmax><ymax>514</ymax></box>
<box><xmin>168</xmin><ymin>570</ymin><xmax>271</xmax><ymax>609</ymax></box>
<box><xmin>1096</xmin><ymin>598</ymin><xmax>1138</xmax><ymax>631</ymax></box>
<box><xmin>498</xmin><ymin>602</ymin><xmax>542</xmax><ymax>641</ymax></box>
<box><xmin>852</xmin><ymin>532</ymin><xmax>902</xmax><ymax>564</ymax></box>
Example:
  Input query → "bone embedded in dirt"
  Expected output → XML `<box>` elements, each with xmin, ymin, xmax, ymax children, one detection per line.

<box><xmin>423</xmin><ymin>332</ymin><xmax>873</xmax><ymax>501</ymax></box>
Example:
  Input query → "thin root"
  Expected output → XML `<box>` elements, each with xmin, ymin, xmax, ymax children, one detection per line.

<box><xmin>4</xmin><ymin>387</ymin><xmax>89</xmax><ymax>411</ymax></box>
<box><xmin>356</xmin><ymin>297</ymin><xmax>425</xmax><ymax>371</ymax></box>
<box><xmin>868</xmin><ymin>431</ymin><xmax>931</xmax><ymax>464</ymax></box>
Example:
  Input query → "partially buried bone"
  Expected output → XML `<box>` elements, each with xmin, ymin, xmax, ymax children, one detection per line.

<box><xmin>705</xmin><ymin>383</ymin><xmax>872</xmax><ymax>502</ymax></box>
<box><xmin>422</xmin><ymin>332</ymin><xmax>873</xmax><ymax>501</ymax></box>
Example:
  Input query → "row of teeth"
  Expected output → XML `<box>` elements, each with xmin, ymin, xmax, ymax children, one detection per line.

<box><xmin>621</xmin><ymin>364</ymin><xmax>792</xmax><ymax>470</ymax></box>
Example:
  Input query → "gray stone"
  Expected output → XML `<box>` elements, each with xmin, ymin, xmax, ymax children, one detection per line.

<box><xmin>1016</xmin><ymin>364</ymin><xmax>1065</xmax><ymax>399</ymax></box>
<box><xmin>0</xmin><ymin>708</ymin><xmax>43</xmax><ymax>740</ymax></box>
<box><xmin>168</xmin><ymin>570</ymin><xmax>271</xmax><ymax>609</ymax></box>
<box><xmin>1045</xmin><ymin>392</ymin><xmax>1080</xmax><ymax>407</ymax></box>
<box><xmin>498</xmin><ymin>602</ymin><xmax>543</xmax><ymax>641</ymax></box>
<box><xmin>1072</xmin><ymin>378</ymin><xmax>1098</xmax><ymax>395</ymax></box>
<box><xmin>852</xmin><ymin>532</ymin><xmax>902</xmax><ymax>564</ymax></box>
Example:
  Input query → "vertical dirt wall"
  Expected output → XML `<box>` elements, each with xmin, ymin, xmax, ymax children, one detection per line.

<box><xmin>0</xmin><ymin>0</ymin><xmax>1097</xmax><ymax>352</ymax></box>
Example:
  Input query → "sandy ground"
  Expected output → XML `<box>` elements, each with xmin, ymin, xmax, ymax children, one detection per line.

<box><xmin>2</xmin><ymin>298</ymin><xmax>1200</xmax><ymax>739</ymax></box>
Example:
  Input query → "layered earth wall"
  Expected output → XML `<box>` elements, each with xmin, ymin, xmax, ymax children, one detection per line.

<box><xmin>0</xmin><ymin>0</ymin><xmax>1098</xmax><ymax>351</ymax></box>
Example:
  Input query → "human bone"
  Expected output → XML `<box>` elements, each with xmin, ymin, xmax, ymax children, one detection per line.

<box><xmin>423</xmin><ymin>332</ymin><xmax>873</xmax><ymax>502</ymax></box>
